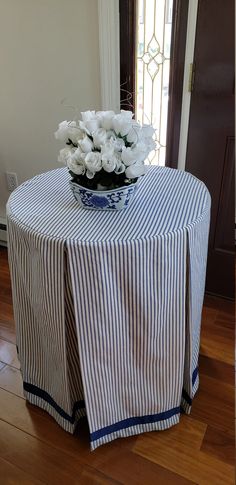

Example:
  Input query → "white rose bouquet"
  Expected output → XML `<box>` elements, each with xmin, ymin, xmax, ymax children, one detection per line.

<box><xmin>55</xmin><ymin>110</ymin><xmax>156</xmax><ymax>190</ymax></box>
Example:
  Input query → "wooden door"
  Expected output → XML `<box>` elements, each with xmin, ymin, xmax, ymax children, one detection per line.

<box><xmin>185</xmin><ymin>0</ymin><xmax>235</xmax><ymax>299</ymax></box>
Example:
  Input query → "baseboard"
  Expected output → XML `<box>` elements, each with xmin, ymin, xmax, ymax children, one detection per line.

<box><xmin>205</xmin><ymin>290</ymin><xmax>234</xmax><ymax>302</ymax></box>
<box><xmin>0</xmin><ymin>217</ymin><xmax>7</xmax><ymax>245</ymax></box>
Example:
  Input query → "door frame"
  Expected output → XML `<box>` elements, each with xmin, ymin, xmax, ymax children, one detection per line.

<box><xmin>177</xmin><ymin>0</ymin><xmax>199</xmax><ymax>170</ymax></box>
<box><xmin>98</xmin><ymin>0</ymin><xmax>120</xmax><ymax>112</ymax></box>
<box><xmin>165</xmin><ymin>0</ymin><xmax>189</xmax><ymax>168</ymax></box>
<box><xmin>119</xmin><ymin>0</ymin><xmax>136</xmax><ymax>111</ymax></box>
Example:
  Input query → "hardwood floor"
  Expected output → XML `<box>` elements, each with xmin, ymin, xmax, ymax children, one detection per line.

<box><xmin>0</xmin><ymin>246</ymin><xmax>234</xmax><ymax>484</ymax></box>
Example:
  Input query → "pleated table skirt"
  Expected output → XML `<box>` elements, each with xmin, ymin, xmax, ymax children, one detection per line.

<box><xmin>6</xmin><ymin>166</ymin><xmax>211</xmax><ymax>449</ymax></box>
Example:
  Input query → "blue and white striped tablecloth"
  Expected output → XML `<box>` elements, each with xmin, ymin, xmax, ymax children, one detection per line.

<box><xmin>6</xmin><ymin>166</ymin><xmax>210</xmax><ymax>450</ymax></box>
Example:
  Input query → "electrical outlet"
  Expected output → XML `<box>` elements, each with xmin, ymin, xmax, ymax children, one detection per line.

<box><xmin>6</xmin><ymin>172</ymin><xmax>18</xmax><ymax>192</ymax></box>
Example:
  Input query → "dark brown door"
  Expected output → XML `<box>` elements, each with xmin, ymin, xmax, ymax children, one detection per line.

<box><xmin>185</xmin><ymin>0</ymin><xmax>235</xmax><ymax>299</ymax></box>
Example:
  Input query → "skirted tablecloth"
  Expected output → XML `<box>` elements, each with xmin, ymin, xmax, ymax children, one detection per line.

<box><xmin>6</xmin><ymin>166</ymin><xmax>210</xmax><ymax>450</ymax></box>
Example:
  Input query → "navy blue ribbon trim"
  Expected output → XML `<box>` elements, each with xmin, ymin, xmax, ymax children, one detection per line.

<box><xmin>90</xmin><ymin>406</ymin><xmax>180</xmax><ymax>442</ymax></box>
<box><xmin>181</xmin><ymin>366</ymin><xmax>199</xmax><ymax>406</ymax></box>
<box><xmin>23</xmin><ymin>382</ymin><xmax>85</xmax><ymax>424</ymax></box>
<box><xmin>192</xmin><ymin>366</ymin><xmax>199</xmax><ymax>386</ymax></box>
<box><xmin>182</xmin><ymin>389</ymin><xmax>192</xmax><ymax>405</ymax></box>
<box><xmin>23</xmin><ymin>366</ymin><xmax>199</xmax><ymax>435</ymax></box>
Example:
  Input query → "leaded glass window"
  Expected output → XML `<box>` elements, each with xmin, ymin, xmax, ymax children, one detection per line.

<box><xmin>136</xmin><ymin>0</ymin><xmax>173</xmax><ymax>166</ymax></box>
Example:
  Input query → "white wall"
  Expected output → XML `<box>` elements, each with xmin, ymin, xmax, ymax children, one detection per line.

<box><xmin>0</xmin><ymin>0</ymin><xmax>101</xmax><ymax>218</ymax></box>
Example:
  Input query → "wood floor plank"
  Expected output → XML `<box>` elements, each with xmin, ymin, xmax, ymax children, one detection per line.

<box><xmin>0</xmin><ymin>456</ymin><xmax>45</xmax><ymax>484</ymax></box>
<box><xmin>0</xmin><ymin>339</ymin><xmax>19</xmax><ymax>368</ymax></box>
<box><xmin>199</xmin><ymin>355</ymin><xmax>234</xmax><ymax>386</ymax></box>
<box><xmin>0</xmin><ymin>388</ymin><xmax>195</xmax><ymax>484</ymax></box>
<box><xmin>91</xmin><ymin>448</ymin><xmax>197</xmax><ymax>485</ymax></box>
<box><xmin>132</xmin><ymin>414</ymin><xmax>207</xmax><ymax>450</ymax></box>
<box><xmin>201</xmin><ymin>304</ymin><xmax>218</xmax><ymax>325</ymax></box>
<box><xmin>0</xmin><ymin>387</ymin><xmax>86</xmax><ymax>450</ymax></box>
<box><xmin>75</xmin><ymin>420</ymin><xmax>197</xmax><ymax>485</ymax></box>
<box><xmin>191</xmin><ymin>375</ymin><xmax>234</xmax><ymax>433</ymax></box>
<box><xmin>200</xmin><ymin>301</ymin><xmax>234</xmax><ymax>365</ymax></box>
<box><xmin>0</xmin><ymin>248</ymin><xmax>12</xmax><ymax>304</ymax></box>
<box><xmin>0</xmin><ymin>365</ymin><xmax>24</xmax><ymax>398</ymax></box>
<box><xmin>133</xmin><ymin>430</ymin><xmax>234</xmax><ymax>485</ymax></box>
<box><xmin>0</xmin><ymin>419</ymin><xmax>119</xmax><ymax>485</ymax></box>
<box><xmin>200</xmin><ymin>323</ymin><xmax>234</xmax><ymax>365</ymax></box>
<box><xmin>200</xmin><ymin>426</ymin><xmax>235</xmax><ymax>467</ymax></box>
<box><xmin>203</xmin><ymin>295</ymin><xmax>234</xmax><ymax>315</ymax></box>
<box><xmin>0</xmin><ymin>319</ymin><xmax>16</xmax><ymax>344</ymax></box>
<box><xmin>0</xmin><ymin>248</ymin><xmax>15</xmax><ymax>343</ymax></box>
<box><xmin>0</xmin><ymin>302</ymin><xmax>14</xmax><ymax>321</ymax></box>
<box><xmin>0</xmin><ymin>387</ymin><xmax>134</xmax><ymax>474</ymax></box>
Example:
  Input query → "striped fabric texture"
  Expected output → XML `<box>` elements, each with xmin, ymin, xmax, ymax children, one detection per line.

<box><xmin>6</xmin><ymin>166</ymin><xmax>211</xmax><ymax>449</ymax></box>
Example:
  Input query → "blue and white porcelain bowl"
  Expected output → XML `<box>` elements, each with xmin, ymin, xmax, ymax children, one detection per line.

<box><xmin>69</xmin><ymin>181</ymin><xmax>138</xmax><ymax>210</ymax></box>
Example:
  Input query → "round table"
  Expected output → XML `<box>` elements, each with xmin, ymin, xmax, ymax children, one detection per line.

<box><xmin>6</xmin><ymin>166</ymin><xmax>211</xmax><ymax>450</ymax></box>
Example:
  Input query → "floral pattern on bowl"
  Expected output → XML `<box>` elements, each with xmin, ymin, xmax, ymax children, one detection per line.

<box><xmin>69</xmin><ymin>181</ymin><xmax>138</xmax><ymax>210</ymax></box>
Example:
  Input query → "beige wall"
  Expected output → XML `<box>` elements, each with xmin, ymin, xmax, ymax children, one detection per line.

<box><xmin>0</xmin><ymin>0</ymin><xmax>101</xmax><ymax>218</ymax></box>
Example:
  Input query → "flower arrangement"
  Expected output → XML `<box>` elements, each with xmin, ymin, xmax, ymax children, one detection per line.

<box><xmin>55</xmin><ymin>110</ymin><xmax>156</xmax><ymax>190</ymax></box>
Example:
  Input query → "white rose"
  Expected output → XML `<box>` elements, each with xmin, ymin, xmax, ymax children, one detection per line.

<box><xmin>55</xmin><ymin>120</ymin><xmax>78</xmax><ymax>143</ymax></box>
<box><xmin>100</xmin><ymin>111</ymin><xmax>115</xmax><ymax>130</ymax></box>
<box><xmin>85</xmin><ymin>151</ymin><xmax>102</xmax><ymax>174</ymax></box>
<box><xmin>110</xmin><ymin>136</ymin><xmax>125</xmax><ymax>152</ymax></box>
<box><xmin>132</xmin><ymin>141</ymin><xmax>149</xmax><ymax>162</ymax></box>
<box><xmin>57</xmin><ymin>147</ymin><xmax>73</xmax><ymax>164</ymax></box>
<box><xmin>70</xmin><ymin>128</ymin><xmax>84</xmax><ymax>145</ymax></box>
<box><xmin>114</xmin><ymin>158</ymin><xmax>126</xmax><ymax>174</ymax></box>
<box><xmin>85</xmin><ymin>119</ymin><xmax>100</xmax><ymax>133</ymax></box>
<box><xmin>67</xmin><ymin>157</ymin><xmax>85</xmax><ymax>175</ymax></box>
<box><xmin>96</xmin><ymin>110</ymin><xmax>105</xmax><ymax>117</ymax></box>
<box><xmin>79</xmin><ymin>119</ymin><xmax>100</xmax><ymax>134</ymax></box>
<box><xmin>80</xmin><ymin>111</ymin><xmax>100</xmax><ymax>134</ymax></box>
<box><xmin>86</xmin><ymin>170</ymin><xmax>95</xmax><ymax>179</ymax></box>
<box><xmin>120</xmin><ymin>110</ymin><xmax>134</xmax><ymax>119</ymax></box>
<box><xmin>55</xmin><ymin>121</ymin><xmax>82</xmax><ymax>145</ymax></box>
<box><xmin>106</xmin><ymin>130</ymin><xmax>116</xmax><ymax>140</ymax></box>
<box><xmin>101</xmin><ymin>141</ymin><xmax>115</xmax><ymax>159</ymax></box>
<box><xmin>81</xmin><ymin>110</ymin><xmax>96</xmax><ymax>122</ymax></box>
<box><xmin>125</xmin><ymin>161</ymin><xmax>146</xmax><ymax>178</ymax></box>
<box><xmin>141</xmin><ymin>124</ymin><xmax>155</xmax><ymax>138</ymax></box>
<box><xmin>71</xmin><ymin>146</ymin><xmax>83</xmax><ymax>161</ymax></box>
<box><xmin>121</xmin><ymin>147</ymin><xmax>137</xmax><ymax>166</ymax></box>
<box><xmin>126</xmin><ymin>124</ymin><xmax>142</xmax><ymax>144</ymax></box>
<box><xmin>93</xmin><ymin>128</ymin><xmax>107</xmax><ymax>148</ymax></box>
<box><xmin>112</xmin><ymin>114</ymin><xmax>133</xmax><ymax>137</ymax></box>
<box><xmin>145</xmin><ymin>138</ymin><xmax>156</xmax><ymax>152</ymax></box>
<box><xmin>78</xmin><ymin>120</ymin><xmax>90</xmax><ymax>135</ymax></box>
<box><xmin>102</xmin><ymin>155</ymin><xmax>117</xmax><ymax>173</ymax></box>
<box><xmin>78</xmin><ymin>136</ymin><xmax>94</xmax><ymax>153</ymax></box>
